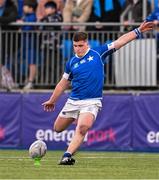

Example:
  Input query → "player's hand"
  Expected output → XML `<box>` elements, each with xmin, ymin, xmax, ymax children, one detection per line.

<box><xmin>42</xmin><ymin>100</ymin><xmax>55</xmax><ymax>112</ymax></box>
<box><xmin>139</xmin><ymin>21</ymin><xmax>155</xmax><ymax>33</ymax></box>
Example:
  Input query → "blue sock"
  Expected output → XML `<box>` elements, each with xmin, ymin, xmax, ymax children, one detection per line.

<box><xmin>63</xmin><ymin>152</ymin><xmax>72</xmax><ymax>158</ymax></box>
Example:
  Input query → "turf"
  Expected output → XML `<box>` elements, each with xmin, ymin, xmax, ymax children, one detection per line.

<box><xmin>0</xmin><ymin>150</ymin><xmax>159</xmax><ymax>179</ymax></box>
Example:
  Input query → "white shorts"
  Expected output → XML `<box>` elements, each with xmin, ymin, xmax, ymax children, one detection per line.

<box><xmin>59</xmin><ymin>98</ymin><xmax>102</xmax><ymax>120</ymax></box>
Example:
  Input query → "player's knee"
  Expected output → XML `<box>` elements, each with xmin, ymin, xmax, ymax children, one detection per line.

<box><xmin>53</xmin><ymin>124</ymin><xmax>62</xmax><ymax>133</ymax></box>
<box><xmin>78</xmin><ymin>125</ymin><xmax>89</xmax><ymax>136</ymax></box>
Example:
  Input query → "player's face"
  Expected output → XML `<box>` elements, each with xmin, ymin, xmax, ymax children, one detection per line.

<box><xmin>73</xmin><ymin>40</ymin><xmax>89</xmax><ymax>57</ymax></box>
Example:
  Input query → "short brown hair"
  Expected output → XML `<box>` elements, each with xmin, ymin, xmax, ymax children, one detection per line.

<box><xmin>73</xmin><ymin>32</ymin><xmax>88</xmax><ymax>42</ymax></box>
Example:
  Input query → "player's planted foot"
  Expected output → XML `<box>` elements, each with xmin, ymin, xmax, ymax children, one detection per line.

<box><xmin>58</xmin><ymin>156</ymin><xmax>75</xmax><ymax>165</ymax></box>
<box><xmin>58</xmin><ymin>152</ymin><xmax>75</xmax><ymax>165</ymax></box>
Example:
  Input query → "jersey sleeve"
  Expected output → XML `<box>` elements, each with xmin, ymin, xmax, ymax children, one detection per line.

<box><xmin>63</xmin><ymin>60</ymin><xmax>73</xmax><ymax>81</ymax></box>
<box><xmin>64</xmin><ymin>60</ymin><xmax>70</xmax><ymax>74</ymax></box>
<box><xmin>94</xmin><ymin>42</ymin><xmax>116</xmax><ymax>57</ymax></box>
<box><xmin>93</xmin><ymin>42</ymin><xmax>116</xmax><ymax>64</ymax></box>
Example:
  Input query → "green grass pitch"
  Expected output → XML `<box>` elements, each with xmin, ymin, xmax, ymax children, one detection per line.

<box><xmin>0</xmin><ymin>150</ymin><xmax>159</xmax><ymax>179</ymax></box>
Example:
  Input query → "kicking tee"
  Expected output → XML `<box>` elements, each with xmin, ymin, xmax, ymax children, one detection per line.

<box><xmin>63</xmin><ymin>43</ymin><xmax>116</xmax><ymax>100</ymax></box>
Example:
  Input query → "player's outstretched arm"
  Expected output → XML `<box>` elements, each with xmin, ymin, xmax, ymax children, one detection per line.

<box><xmin>114</xmin><ymin>21</ymin><xmax>155</xmax><ymax>50</ymax></box>
<box><xmin>42</xmin><ymin>78</ymin><xmax>70</xmax><ymax>112</ymax></box>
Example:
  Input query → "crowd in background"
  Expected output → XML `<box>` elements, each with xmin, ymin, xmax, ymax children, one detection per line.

<box><xmin>5</xmin><ymin>0</ymin><xmax>159</xmax><ymax>30</ymax></box>
<box><xmin>0</xmin><ymin>0</ymin><xmax>159</xmax><ymax>90</ymax></box>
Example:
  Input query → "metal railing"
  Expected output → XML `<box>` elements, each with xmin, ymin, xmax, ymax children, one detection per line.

<box><xmin>0</xmin><ymin>22</ymin><xmax>158</xmax><ymax>90</ymax></box>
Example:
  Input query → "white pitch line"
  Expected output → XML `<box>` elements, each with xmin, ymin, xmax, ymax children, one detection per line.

<box><xmin>79</xmin><ymin>156</ymin><xmax>159</xmax><ymax>159</ymax></box>
<box><xmin>0</xmin><ymin>156</ymin><xmax>159</xmax><ymax>160</ymax></box>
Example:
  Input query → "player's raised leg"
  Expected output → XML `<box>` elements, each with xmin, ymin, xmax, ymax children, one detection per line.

<box><xmin>54</xmin><ymin>116</ymin><xmax>75</xmax><ymax>132</ymax></box>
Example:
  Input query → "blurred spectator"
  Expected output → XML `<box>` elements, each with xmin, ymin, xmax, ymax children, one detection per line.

<box><xmin>0</xmin><ymin>0</ymin><xmax>18</xmax><ymax>89</ymax></box>
<box><xmin>40</xmin><ymin>1</ymin><xmax>62</xmax><ymax>20</ymax></box>
<box><xmin>17</xmin><ymin>0</ymin><xmax>23</xmax><ymax>19</ymax></box>
<box><xmin>146</xmin><ymin>6</ymin><xmax>159</xmax><ymax>80</ymax></box>
<box><xmin>146</xmin><ymin>6</ymin><xmax>159</xmax><ymax>51</ymax></box>
<box><xmin>87</xmin><ymin>0</ymin><xmax>122</xmax><ymax>32</ymax></box>
<box><xmin>40</xmin><ymin>1</ymin><xmax>62</xmax><ymax>84</ymax></box>
<box><xmin>40</xmin><ymin>1</ymin><xmax>62</xmax><ymax>48</ymax></box>
<box><xmin>123</xmin><ymin>0</ymin><xmax>151</xmax><ymax>30</ymax></box>
<box><xmin>63</xmin><ymin>0</ymin><xmax>93</xmax><ymax>31</ymax></box>
<box><xmin>40</xmin><ymin>1</ymin><xmax>62</xmax><ymax>30</ymax></box>
<box><xmin>16</xmin><ymin>0</ymin><xmax>37</xmax><ymax>19</ymax></box>
<box><xmin>0</xmin><ymin>0</ymin><xmax>18</xmax><ymax>65</ymax></box>
<box><xmin>36</xmin><ymin>0</ymin><xmax>64</xmax><ymax>21</ymax></box>
<box><xmin>17</xmin><ymin>0</ymin><xmax>37</xmax><ymax>90</ymax></box>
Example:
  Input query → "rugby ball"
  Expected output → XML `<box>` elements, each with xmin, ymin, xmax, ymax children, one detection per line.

<box><xmin>29</xmin><ymin>140</ymin><xmax>47</xmax><ymax>159</ymax></box>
